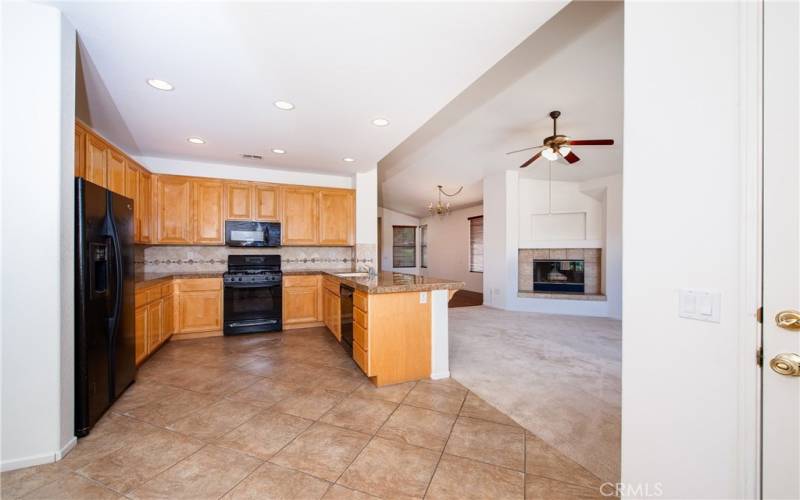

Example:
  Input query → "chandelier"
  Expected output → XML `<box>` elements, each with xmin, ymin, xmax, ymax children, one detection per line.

<box><xmin>428</xmin><ymin>185</ymin><xmax>463</xmax><ymax>216</ymax></box>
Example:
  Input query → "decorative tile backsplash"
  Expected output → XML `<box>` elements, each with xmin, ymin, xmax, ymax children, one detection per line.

<box><xmin>138</xmin><ymin>245</ymin><xmax>369</xmax><ymax>273</ymax></box>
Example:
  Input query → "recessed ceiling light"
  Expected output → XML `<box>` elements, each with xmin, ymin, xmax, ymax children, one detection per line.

<box><xmin>271</xmin><ymin>148</ymin><xmax>286</xmax><ymax>154</ymax></box>
<box><xmin>187</xmin><ymin>137</ymin><xmax>205</xmax><ymax>144</ymax></box>
<box><xmin>343</xmin><ymin>157</ymin><xmax>356</xmax><ymax>163</ymax></box>
<box><xmin>371</xmin><ymin>118</ymin><xmax>390</xmax><ymax>127</ymax></box>
<box><xmin>274</xmin><ymin>100</ymin><xmax>295</xmax><ymax>110</ymax></box>
<box><xmin>146</xmin><ymin>78</ymin><xmax>173</xmax><ymax>91</ymax></box>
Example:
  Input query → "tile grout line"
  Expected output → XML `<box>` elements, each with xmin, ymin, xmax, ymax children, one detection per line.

<box><xmin>420</xmin><ymin>388</ymin><xmax>468</xmax><ymax>499</ymax></box>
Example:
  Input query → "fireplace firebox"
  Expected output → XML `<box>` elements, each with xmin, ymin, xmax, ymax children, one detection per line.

<box><xmin>533</xmin><ymin>260</ymin><xmax>585</xmax><ymax>293</ymax></box>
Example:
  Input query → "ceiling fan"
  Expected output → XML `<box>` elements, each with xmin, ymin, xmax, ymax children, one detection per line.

<box><xmin>507</xmin><ymin>110</ymin><xmax>614</xmax><ymax>168</ymax></box>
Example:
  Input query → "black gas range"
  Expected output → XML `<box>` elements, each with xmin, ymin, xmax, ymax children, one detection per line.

<box><xmin>223</xmin><ymin>255</ymin><xmax>282</xmax><ymax>335</ymax></box>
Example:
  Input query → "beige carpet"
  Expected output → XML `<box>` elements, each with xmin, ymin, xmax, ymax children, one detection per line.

<box><xmin>448</xmin><ymin>306</ymin><xmax>621</xmax><ymax>483</ymax></box>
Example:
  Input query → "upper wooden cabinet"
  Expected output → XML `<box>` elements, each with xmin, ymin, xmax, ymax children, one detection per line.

<box><xmin>319</xmin><ymin>189</ymin><xmax>355</xmax><ymax>245</ymax></box>
<box><xmin>193</xmin><ymin>179</ymin><xmax>224</xmax><ymax>244</ymax></box>
<box><xmin>107</xmin><ymin>150</ymin><xmax>126</xmax><ymax>195</ymax></box>
<box><xmin>124</xmin><ymin>162</ymin><xmax>138</xmax><ymax>201</ymax></box>
<box><xmin>225</xmin><ymin>182</ymin><xmax>253</xmax><ymax>220</ymax></box>
<box><xmin>85</xmin><ymin>135</ymin><xmax>108</xmax><ymax>188</ymax></box>
<box><xmin>254</xmin><ymin>183</ymin><xmax>280</xmax><ymax>221</ymax></box>
<box><xmin>138</xmin><ymin>170</ymin><xmax>152</xmax><ymax>244</ymax></box>
<box><xmin>74</xmin><ymin>124</ymin><xmax>86</xmax><ymax>178</ymax></box>
<box><xmin>282</xmin><ymin>187</ymin><xmax>319</xmax><ymax>245</ymax></box>
<box><xmin>155</xmin><ymin>175</ymin><xmax>193</xmax><ymax>244</ymax></box>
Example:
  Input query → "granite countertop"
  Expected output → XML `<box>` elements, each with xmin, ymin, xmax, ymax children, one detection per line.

<box><xmin>135</xmin><ymin>272</ymin><xmax>224</xmax><ymax>289</ymax></box>
<box><xmin>285</xmin><ymin>269</ymin><xmax>464</xmax><ymax>294</ymax></box>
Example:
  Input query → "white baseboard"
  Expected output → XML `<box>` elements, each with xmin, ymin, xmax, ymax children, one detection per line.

<box><xmin>430</xmin><ymin>371</ymin><xmax>451</xmax><ymax>380</ymax></box>
<box><xmin>1</xmin><ymin>437</ymin><xmax>77</xmax><ymax>472</ymax></box>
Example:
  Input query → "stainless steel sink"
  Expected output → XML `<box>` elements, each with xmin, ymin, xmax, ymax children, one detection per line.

<box><xmin>335</xmin><ymin>272</ymin><xmax>371</xmax><ymax>278</ymax></box>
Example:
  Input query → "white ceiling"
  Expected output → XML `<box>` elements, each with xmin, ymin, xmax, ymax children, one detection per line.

<box><xmin>379</xmin><ymin>1</ymin><xmax>623</xmax><ymax>217</ymax></box>
<box><xmin>56</xmin><ymin>1</ymin><xmax>568</xmax><ymax>175</ymax></box>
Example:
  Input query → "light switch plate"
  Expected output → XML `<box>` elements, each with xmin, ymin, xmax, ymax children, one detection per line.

<box><xmin>679</xmin><ymin>289</ymin><xmax>721</xmax><ymax>323</ymax></box>
<box><xmin>420</xmin><ymin>292</ymin><xmax>428</xmax><ymax>304</ymax></box>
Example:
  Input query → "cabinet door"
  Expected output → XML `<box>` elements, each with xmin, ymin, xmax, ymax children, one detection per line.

<box><xmin>135</xmin><ymin>306</ymin><xmax>148</xmax><ymax>365</ymax></box>
<box><xmin>155</xmin><ymin>175</ymin><xmax>193</xmax><ymax>244</ymax></box>
<box><xmin>193</xmin><ymin>179</ymin><xmax>224</xmax><ymax>244</ymax></box>
<box><xmin>282</xmin><ymin>188</ymin><xmax>319</xmax><ymax>245</ymax></box>
<box><xmin>177</xmin><ymin>290</ymin><xmax>222</xmax><ymax>333</ymax></box>
<box><xmin>124</xmin><ymin>163</ymin><xmax>138</xmax><ymax>200</ymax></box>
<box><xmin>254</xmin><ymin>183</ymin><xmax>280</xmax><ymax>221</ymax></box>
<box><xmin>283</xmin><ymin>286</ymin><xmax>320</xmax><ymax>325</ymax></box>
<box><xmin>138</xmin><ymin>171</ymin><xmax>152</xmax><ymax>244</ymax></box>
<box><xmin>162</xmin><ymin>294</ymin><xmax>174</xmax><ymax>341</ymax></box>
<box><xmin>85</xmin><ymin>135</ymin><xmax>108</xmax><ymax>187</ymax></box>
<box><xmin>319</xmin><ymin>190</ymin><xmax>355</xmax><ymax>245</ymax></box>
<box><xmin>107</xmin><ymin>150</ymin><xmax>126</xmax><ymax>195</ymax></box>
<box><xmin>146</xmin><ymin>300</ymin><xmax>163</xmax><ymax>352</ymax></box>
<box><xmin>323</xmin><ymin>289</ymin><xmax>332</xmax><ymax>331</ymax></box>
<box><xmin>224</xmin><ymin>182</ymin><xmax>252</xmax><ymax>220</ymax></box>
<box><xmin>74</xmin><ymin>124</ymin><xmax>86</xmax><ymax>177</ymax></box>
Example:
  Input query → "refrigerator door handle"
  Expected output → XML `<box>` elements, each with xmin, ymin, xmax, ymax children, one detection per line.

<box><xmin>107</xmin><ymin>202</ymin><xmax>123</xmax><ymax>340</ymax></box>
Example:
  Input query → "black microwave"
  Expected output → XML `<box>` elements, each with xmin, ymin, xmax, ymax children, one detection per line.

<box><xmin>225</xmin><ymin>221</ymin><xmax>281</xmax><ymax>247</ymax></box>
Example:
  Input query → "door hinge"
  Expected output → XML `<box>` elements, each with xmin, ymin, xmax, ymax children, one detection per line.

<box><xmin>756</xmin><ymin>307</ymin><xmax>763</xmax><ymax>324</ymax></box>
<box><xmin>757</xmin><ymin>347</ymin><xmax>763</xmax><ymax>367</ymax></box>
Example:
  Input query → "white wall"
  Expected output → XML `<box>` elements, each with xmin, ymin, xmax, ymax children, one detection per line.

<box><xmin>1</xmin><ymin>2</ymin><xmax>76</xmax><ymax>471</ymax></box>
<box><xmin>420</xmin><ymin>205</ymin><xmax>483</xmax><ymax>293</ymax></box>
<box><xmin>136</xmin><ymin>155</ymin><xmax>354</xmax><ymax>189</ymax></box>
<box><xmin>355</xmin><ymin>168</ymin><xmax>378</xmax><ymax>245</ymax></box>
<box><xmin>622</xmin><ymin>2</ymin><xmax>758</xmax><ymax>497</ymax></box>
<box><xmin>378</xmin><ymin>207</ymin><xmax>421</xmax><ymax>274</ymax></box>
<box><xmin>483</xmin><ymin>171</ymin><xmax>518</xmax><ymax>309</ymax></box>
<box><xmin>518</xmin><ymin>177</ymin><xmax>604</xmax><ymax>247</ymax></box>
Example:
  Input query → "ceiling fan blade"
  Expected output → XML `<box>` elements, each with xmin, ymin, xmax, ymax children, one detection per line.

<box><xmin>563</xmin><ymin>151</ymin><xmax>580</xmax><ymax>164</ymax></box>
<box><xmin>519</xmin><ymin>151</ymin><xmax>542</xmax><ymax>168</ymax></box>
<box><xmin>568</xmin><ymin>139</ymin><xmax>614</xmax><ymax>146</ymax></box>
<box><xmin>506</xmin><ymin>145</ymin><xmax>544</xmax><ymax>155</ymax></box>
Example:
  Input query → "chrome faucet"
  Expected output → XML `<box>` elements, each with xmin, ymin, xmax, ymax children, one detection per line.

<box><xmin>359</xmin><ymin>263</ymin><xmax>378</xmax><ymax>279</ymax></box>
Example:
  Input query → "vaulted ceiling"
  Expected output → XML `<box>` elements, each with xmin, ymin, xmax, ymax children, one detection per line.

<box><xmin>56</xmin><ymin>1</ymin><xmax>568</xmax><ymax>176</ymax></box>
<box><xmin>379</xmin><ymin>1</ymin><xmax>623</xmax><ymax>217</ymax></box>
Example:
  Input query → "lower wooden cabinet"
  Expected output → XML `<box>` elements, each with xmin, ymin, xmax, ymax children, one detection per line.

<box><xmin>134</xmin><ymin>277</ymin><xmax>221</xmax><ymax>364</ymax></box>
<box><xmin>322</xmin><ymin>277</ymin><xmax>341</xmax><ymax>340</ymax></box>
<box><xmin>283</xmin><ymin>274</ymin><xmax>323</xmax><ymax>328</ymax></box>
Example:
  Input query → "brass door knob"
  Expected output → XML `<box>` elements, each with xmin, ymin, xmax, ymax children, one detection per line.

<box><xmin>775</xmin><ymin>310</ymin><xmax>800</xmax><ymax>331</ymax></box>
<box><xmin>769</xmin><ymin>353</ymin><xmax>800</xmax><ymax>376</ymax></box>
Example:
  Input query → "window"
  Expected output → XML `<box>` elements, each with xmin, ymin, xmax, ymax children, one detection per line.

<box><xmin>469</xmin><ymin>216</ymin><xmax>483</xmax><ymax>273</ymax></box>
<box><xmin>392</xmin><ymin>225</ymin><xmax>416</xmax><ymax>268</ymax></box>
<box><xmin>420</xmin><ymin>225</ymin><xmax>428</xmax><ymax>268</ymax></box>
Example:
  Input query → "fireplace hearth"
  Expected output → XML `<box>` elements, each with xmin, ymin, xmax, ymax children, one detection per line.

<box><xmin>533</xmin><ymin>260</ymin><xmax>585</xmax><ymax>293</ymax></box>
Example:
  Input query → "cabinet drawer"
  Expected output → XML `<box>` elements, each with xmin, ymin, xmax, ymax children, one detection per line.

<box><xmin>135</xmin><ymin>289</ymin><xmax>148</xmax><ymax>308</ymax></box>
<box><xmin>284</xmin><ymin>275</ymin><xmax>320</xmax><ymax>287</ymax></box>
<box><xmin>353</xmin><ymin>341</ymin><xmax>369</xmax><ymax>375</ymax></box>
<box><xmin>323</xmin><ymin>278</ymin><xmax>340</xmax><ymax>295</ymax></box>
<box><xmin>354</xmin><ymin>291</ymin><xmax>368</xmax><ymax>311</ymax></box>
<box><xmin>146</xmin><ymin>287</ymin><xmax>162</xmax><ymax>304</ymax></box>
<box><xmin>354</xmin><ymin>322</ymin><xmax>368</xmax><ymax>350</ymax></box>
<box><xmin>354</xmin><ymin>307</ymin><xmax>368</xmax><ymax>329</ymax></box>
<box><xmin>160</xmin><ymin>282</ymin><xmax>174</xmax><ymax>297</ymax></box>
<box><xmin>176</xmin><ymin>278</ymin><xmax>221</xmax><ymax>292</ymax></box>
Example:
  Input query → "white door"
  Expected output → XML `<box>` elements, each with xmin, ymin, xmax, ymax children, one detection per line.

<box><xmin>762</xmin><ymin>0</ymin><xmax>800</xmax><ymax>497</ymax></box>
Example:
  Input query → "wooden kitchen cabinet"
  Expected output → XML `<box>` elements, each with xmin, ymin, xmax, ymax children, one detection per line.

<box><xmin>282</xmin><ymin>187</ymin><xmax>319</xmax><ymax>245</ymax></box>
<box><xmin>124</xmin><ymin>162</ymin><xmax>138</xmax><ymax>201</ymax></box>
<box><xmin>175</xmin><ymin>278</ymin><xmax>222</xmax><ymax>335</ymax></box>
<box><xmin>225</xmin><ymin>182</ymin><xmax>253</xmax><ymax>220</ymax></box>
<box><xmin>193</xmin><ymin>179</ymin><xmax>224</xmax><ymax>244</ymax></box>
<box><xmin>254</xmin><ymin>183</ymin><xmax>280</xmax><ymax>221</ymax></box>
<box><xmin>155</xmin><ymin>175</ymin><xmax>193</xmax><ymax>244</ymax></box>
<box><xmin>134</xmin><ymin>280</ymin><xmax>173</xmax><ymax>365</ymax></box>
<box><xmin>85</xmin><ymin>135</ymin><xmax>108</xmax><ymax>187</ymax></box>
<box><xmin>137</xmin><ymin>170</ymin><xmax>152</xmax><ymax>244</ymax></box>
<box><xmin>323</xmin><ymin>288</ymin><xmax>341</xmax><ymax>341</ymax></box>
<box><xmin>134</xmin><ymin>305</ymin><xmax>148</xmax><ymax>365</ymax></box>
<box><xmin>107</xmin><ymin>150</ymin><xmax>126</xmax><ymax>195</ymax></box>
<box><xmin>146</xmin><ymin>300</ymin><xmax>163</xmax><ymax>352</ymax></box>
<box><xmin>283</xmin><ymin>274</ymin><xmax>323</xmax><ymax>327</ymax></box>
<box><xmin>74</xmin><ymin>123</ymin><xmax>86</xmax><ymax>178</ymax></box>
<box><xmin>318</xmin><ymin>189</ymin><xmax>355</xmax><ymax>245</ymax></box>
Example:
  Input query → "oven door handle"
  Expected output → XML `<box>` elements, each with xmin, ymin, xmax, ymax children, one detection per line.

<box><xmin>224</xmin><ymin>281</ymin><xmax>282</xmax><ymax>289</ymax></box>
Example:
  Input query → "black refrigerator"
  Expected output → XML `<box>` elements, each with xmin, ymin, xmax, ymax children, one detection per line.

<box><xmin>75</xmin><ymin>178</ymin><xmax>136</xmax><ymax>437</ymax></box>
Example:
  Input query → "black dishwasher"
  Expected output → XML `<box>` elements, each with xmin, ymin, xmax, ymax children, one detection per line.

<box><xmin>340</xmin><ymin>284</ymin><xmax>354</xmax><ymax>355</ymax></box>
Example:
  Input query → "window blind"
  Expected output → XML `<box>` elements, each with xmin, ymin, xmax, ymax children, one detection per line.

<box><xmin>392</xmin><ymin>225</ymin><xmax>416</xmax><ymax>268</ymax></box>
<box><xmin>469</xmin><ymin>216</ymin><xmax>483</xmax><ymax>273</ymax></box>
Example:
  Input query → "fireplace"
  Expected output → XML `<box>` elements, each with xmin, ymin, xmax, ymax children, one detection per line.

<box><xmin>533</xmin><ymin>260</ymin><xmax>585</xmax><ymax>293</ymax></box>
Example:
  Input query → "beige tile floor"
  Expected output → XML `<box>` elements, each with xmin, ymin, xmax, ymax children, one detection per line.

<box><xmin>2</xmin><ymin>327</ymin><xmax>608</xmax><ymax>499</ymax></box>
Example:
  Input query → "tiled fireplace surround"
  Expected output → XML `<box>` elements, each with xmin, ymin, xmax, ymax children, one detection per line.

<box><xmin>518</xmin><ymin>248</ymin><xmax>603</xmax><ymax>299</ymax></box>
<box><xmin>136</xmin><ymin>244</ymin><xmax>377</xmax><ymax>274</ymax></box>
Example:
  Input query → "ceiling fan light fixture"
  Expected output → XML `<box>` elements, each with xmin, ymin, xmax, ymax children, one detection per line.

<box><xmin>542</xmin><ymin>148</ymin><xmax>558</xmax><ymax>161</ymax></box>
<box><xmin>558</xmin><ymin>146</ymin><xmax>572</xmax><ymax>156</ymax></box>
